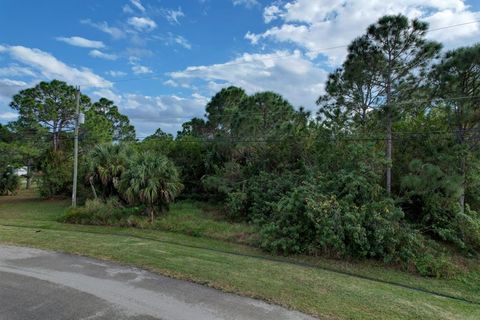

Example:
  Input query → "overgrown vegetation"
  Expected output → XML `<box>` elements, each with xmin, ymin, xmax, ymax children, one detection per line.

<box><xmin>1</xmin><ymin>14</ymin><xmax>480</xmax><ymax>279</ymax></box>
<box><xmin>0</xmin><ymin>167</ymin><xmax>20</xmax><ymax>196</ymax></box>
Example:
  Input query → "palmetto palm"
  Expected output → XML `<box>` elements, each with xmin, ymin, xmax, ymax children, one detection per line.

<box><xmin>87</xmin><ymin>144</ymin><xmax>131</xmax><ymax>198</ymax></box>
<box><xmin>120</xmin><ymin>151</ymin><xmax>183</xmax><ymax>221</ymax></box>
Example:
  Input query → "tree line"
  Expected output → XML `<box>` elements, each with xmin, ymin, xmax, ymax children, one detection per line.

<box><xmin>1</xmin><ymin>14</ymin><xmax>479</xmax><ymax>276</ymax></box>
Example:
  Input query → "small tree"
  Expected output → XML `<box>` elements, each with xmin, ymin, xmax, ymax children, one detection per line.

<box><xmin>120</xmin><ymin>151</ymin><xmax>183</xmax><ymax>221</ymax></box>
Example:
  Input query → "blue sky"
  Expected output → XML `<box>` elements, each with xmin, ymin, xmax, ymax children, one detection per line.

<box><xmin>1</xmin><ymin>0</ymin><xmax>479</xmax><ymax>136</ymax></box>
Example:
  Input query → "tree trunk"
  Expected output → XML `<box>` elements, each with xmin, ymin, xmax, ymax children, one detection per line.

<box><xmin>89</xmin><ymin>177</ymin><xmax>98</xmax><ymax>199</ymax></box>
<box><xmin>386</xmin><ymin>108</ymin><xmax>392</xmax><ymax>195</ymax></box>
<box><xmin>385</xmin><ymin>61</ymin><xmax>393</xmax><ymax>195</ymax></box>
<box><xmin>26</xmin><ymin>160</ymin><xmax>32</xmax><ymax>190</ymax></box>
<box><xmin>459</xmin><ymin>150</ymin><xmax>466</xmax><ymax>214</ymax></box>
<box><xmin>52</xmin><ymin>122</ymin><xmax>58</xmax><ymax>151</ymax></box>
<box><xmin>456</xmin><ymin>128</ymin><xmax>466</xmax><ymax>214</ymax></box>
<box><xmin>148</xmin><ymin>207</ymin><xmax>155</xmax><ymax>223</ymax></box>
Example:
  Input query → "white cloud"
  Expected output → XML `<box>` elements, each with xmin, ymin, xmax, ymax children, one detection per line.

<box><xmin>130</xmin><ymin>0</ymin><xmax>145</xmax><ymax>12</ymax></box>
<box><xmin>106</xmin><ymin>70</ymin><xmax>127</xmax><ymax>77</ymax></box>
<box><xmin>123</xmin><ymin>4</ymin><xmax>134</xmax><ymax>14</ymax></box>
<box><xmin>248</xmin><ymin>0</ymin><xmax>480</xmax><ymax>63</ymax></box>
<box><xmin>0</xmin><ymin>111</ymin><xmax>19</xmax><ymax>121</ymax></box>
<box><xmin>233</xmin><ymin>0</ymin><xmax>260</xmax><ymax>8</ymax></box>
<box><xmin>132</xmin><ymin>65</ymin><xmax>153</xmax><ymax>74</ymax></box>
<box><xmin>125</xmin><ymin>48</ymin><xmax>154</xmax><ymax>59</ymax></box>
<box><xmin>120</xmin><ymin>93</ymin><xmax>207</xmax><ymax>135</ymax></box>
<box><xmin>56</xmin><ymin>36</ymin><xmax>105</xmax><ymax>49</ymax></box>
<box><xmin>163</xmin><ymin>7</ymin><xmax>185</xmax><ymax>25</ymax></box>
<box><xmin>84</xmin><ymin>90</ymin><xmax>207</xmax><ymax>136</ymax></box>
<box><xmin>0</xmin><ymin>65</ymin><xmax>36</xmax><ymax>77</ymax></box>
<box><xmin>0</xmin><ymin>79</ymin><xmax>30</xmax><ymax>119</ymax></box>
<box><xmin>174</xmin><ymin>35</ymin><xmax>192</xmax><ymax>50</ymax></box>
<box><xmin>263</xmin><ymin>5</ymin><xmax>281</xmax><ymax>23</ymax></box>
<box><xmin>170</xmin><ymin>50</ymin><xmax>327</xmax><ymax>109</ymax></box>
<box><xmin>127</xmin><ymin>17</ymin><xmax>157</xmax><ymax>31</ymax></box>
<box><xmin>89</xmin><ymin>50</ymin><xmax>118</xmax><ymax>60</ymax></box>
<box><xmin>0</xmin><ymin>45</ymin><xmax>111</xmax><ymax>88</ymax></box>
<box><xmin>244</xmin><ymin>31</ymin><xmax>261</xmax><ymax>44</ymax></box>
<box><xmin>0</xmin><ymin>78</ymin><xmax>29</xmax><ymax>101</ymax></box>
<box><xmin>164</xmin><ymin>79</ymin><xmax>179</xmax><ymax>87</ymax></box>
<box><xmin>81</xmin><ymin>19</ymin><xmax>125</xmax><ymax>39</ymax></box>
<box><xmin>156</xmin><ymin>33</ymin><xmax>192</xmax><ymax>49</ymax></box>
<box><xmin>88</xmin><ymin>89</ymin><xmax>207</xmax><ymax>135</ymax></box>
<box><xmin>425</xmin><ymin>9</ymin><xmax>480</xmax><ymax>46</ymax></box>
<box><xmin>92</xmin><ymin>88</ymin><xmax>122</xmax><ymax>103</ymax></box>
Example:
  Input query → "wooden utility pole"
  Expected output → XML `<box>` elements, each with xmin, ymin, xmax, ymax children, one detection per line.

<box><xmin>72</xmin><ymin>87</ymin><xmax>80</xmax><ymax>208</ymax></box>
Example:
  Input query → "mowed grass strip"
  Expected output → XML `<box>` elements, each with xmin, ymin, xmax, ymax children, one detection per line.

<box><xmin>0</xmin><ymin>225</ymin><xmax>479</xmax><ymax>320</ymax></box>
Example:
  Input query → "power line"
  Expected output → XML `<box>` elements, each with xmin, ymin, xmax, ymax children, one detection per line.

<box><xmin>135</xmin><ymin>128</ymin><xmax>480</xmax><ymax>142</ymax></box>
<box><xmin>10</xmin><ymin>128</ymin><xmax>473</xmax><ymax>142</ymax></box>
<box><xmin>428</xmin><ymin>20</ymin><xmax>480</xmax><ymax>32</ymax></box>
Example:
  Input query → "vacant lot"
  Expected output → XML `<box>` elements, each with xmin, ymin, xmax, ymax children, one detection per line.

<box><xmin>0</xmin><ymin>191</ymin><xmax>479</xmax><ymax>319</ymax></box>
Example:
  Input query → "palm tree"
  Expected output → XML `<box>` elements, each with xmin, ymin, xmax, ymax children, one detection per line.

<box><xmin>119</xmin><ymin>151</ymin><xmax>183</xmax><ymax>222</ymax></box>
<box><xmin>87</xmin><ymin>144</ymin><xmax>132</xmax><ymax>198</ymax></box>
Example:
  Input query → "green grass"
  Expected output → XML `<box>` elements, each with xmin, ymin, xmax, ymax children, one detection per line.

<box><xmin>154</xmin><ymin>201</ymin><xmax>258</xmax><ymax>244</ymax></box>
<box><xmin>1</xmin><ymin>191</ymin><xmax>480</xmax><ymax>319</ymax></box>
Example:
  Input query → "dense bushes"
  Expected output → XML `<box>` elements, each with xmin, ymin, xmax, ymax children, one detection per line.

<box><xmin>38</xmin><ymin>150</ymin><xmax>72</xmax><ymax>197</ymax></box>
<box><xmin>0</xmin><ymin>167</ymin><xmax>20</xmax><ymax>195</ymax></box>
<box><xmin>218</xmin><ymin>142</ymin><xmax>480</xmax><ymax>275</ymax></box>
<box><xmin>401</xmin><ymin>160</ymin><xmax>480</xmax><ymax>252</ymax></box>
<box><xmin>60</xmin><ymin>198</ymin><xmax>147</xmax><ymax>227</ymax></box>
<box><xmin>256</xmin><ymin>176</ymin><xmax>417</xmax><ymax>263</ymax></box>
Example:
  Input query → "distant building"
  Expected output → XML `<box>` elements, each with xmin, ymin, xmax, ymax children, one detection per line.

<box><xmin>14</xmin><ymin>167</ymin><xmax>28</xmax><ymax>176</ymax></box>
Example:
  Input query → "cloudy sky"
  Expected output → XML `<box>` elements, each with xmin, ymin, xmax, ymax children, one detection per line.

<box><xmin>0</xmin><ymin>0</ymin><xmax>479</xmax><ymax>137</ymax></box>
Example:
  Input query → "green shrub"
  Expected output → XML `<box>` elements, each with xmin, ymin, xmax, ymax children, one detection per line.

<box><xmin>259</xmin><ymin>187</ymin><xmax>313</xmax><ymax>254</ymax></box>
<box><xmin>60</xmin><ymin>198</ymin><xmax>144</xmax><ymax>226</ymax></box>
<box><xmin>454</xmin><ymin>208</ymin><xmax>480</xmax><ymax>252</ymax></box>
<box><xmin>413</xmin><ymin>253</ymin><xmax>459</xmax><ymax>279</ymax></box>
<box><xmin>259</xmin><ymin>176</ymin><xmax>421</xmax><ymax>264</ymax></box>
<box><xmin>225</xmin><ymin>191</ymin><xmax>248</xmax><ymax>220</ymax></box>
<box><xmin>402</xmin><ymin>160</ymin><xmax>480</xmax><ymax>252</ymax></box>
<box><xmin>246</xmin><ymin>171</ymin><xmax>301</xmax><ymax>224</ymax></box>
<box><xmin>39</xmin><ymin>150</ymin><xmax>72</xmax><ymax>197</ymax></box>
<box><xmin>201</xmin><ymin>162</ymin><xmax>244</xmax><ymax>201</ymax></box>
<box><xmin>0</xmin><ymin>167</ymin><xmax>20</xmax><ymax>195</ymax></box>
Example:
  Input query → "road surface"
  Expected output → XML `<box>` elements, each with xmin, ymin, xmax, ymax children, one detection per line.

<box><xmin>0</xmin><ymin>245</ymin><xmax>316</xmax><ymax>320</ymax></box>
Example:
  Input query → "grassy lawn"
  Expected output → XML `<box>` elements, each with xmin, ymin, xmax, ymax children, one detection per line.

<box><xmin>153</xmin><ymin>201</ymin><xmax>258</xmax><ymax>245</ymax></box>
<box><xmin>0</xmin><ymin>191</ymin><xmax>479</xmax><ymax>319</ymax></box>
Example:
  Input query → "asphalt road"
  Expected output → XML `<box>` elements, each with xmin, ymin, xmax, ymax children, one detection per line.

<box><xmin>0</xmin><ymin>245</ymin><xmax>316</xmax><ymax>320</ymax></box>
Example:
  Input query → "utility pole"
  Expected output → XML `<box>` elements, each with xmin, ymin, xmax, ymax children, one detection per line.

<box><xmin>72</xmin><ymin>87</ymin><xmax>80</xmax><ymax>208</ymax></box>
